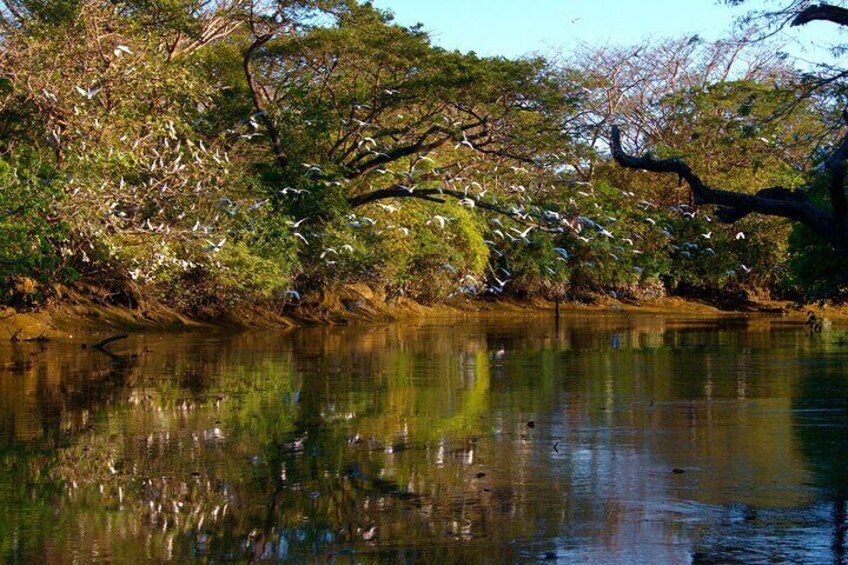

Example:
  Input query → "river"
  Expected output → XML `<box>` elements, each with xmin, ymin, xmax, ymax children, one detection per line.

<box><xmin>0</xmin><ymin>313</ymin><xmax>846</xmax><ymax>563</ymax></box>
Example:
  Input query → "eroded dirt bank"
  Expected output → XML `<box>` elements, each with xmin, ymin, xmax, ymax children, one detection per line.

<box><xmin>0</xmin><ymin>282</ymin><xmax>843</xmax><ymax>341</ymax></box>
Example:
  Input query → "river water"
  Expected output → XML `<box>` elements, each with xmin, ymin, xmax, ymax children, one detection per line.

<box><xmin>0</xmin><ymin>313</ymin><xmax>846</xmax><ymax>563</ymax></box>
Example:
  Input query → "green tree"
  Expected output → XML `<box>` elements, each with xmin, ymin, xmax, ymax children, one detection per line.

<box><xmin>612</xmin><ymin>3</ymin><xmax>848</xmax><ymax>262</ymax></box>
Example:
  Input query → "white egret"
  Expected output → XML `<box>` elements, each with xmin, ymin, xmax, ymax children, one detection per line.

<box><xmin>75</xmin><ymin>85</ymin><xmax>101</xmax><ymax>100</ymax></box>
<box><xmin>203</xmin><ymin>238</ymin><xmax>226</xmax><ymax>253</ymax></box>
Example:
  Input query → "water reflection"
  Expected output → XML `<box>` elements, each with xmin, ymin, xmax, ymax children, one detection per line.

<box><xmin>0</xmin><ymin>313</ymin><xmax>846</xmax><ymax>563</ymax></box>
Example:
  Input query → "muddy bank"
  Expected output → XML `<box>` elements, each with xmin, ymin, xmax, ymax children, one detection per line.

<box><xmin>1</xmin><ymin>284</ymin><xmax>547</xmax><ymax>340</ymax></box>
<box><xmin>0</xmin><ymin>283</ymin><xmax>842</xmax><ymax>340</ymax></box>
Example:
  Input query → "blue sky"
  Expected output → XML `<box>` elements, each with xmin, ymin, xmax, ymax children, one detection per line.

<box><xmin>370</xmin><ymin>0</ymin><xmax>838</xmax><ymax>62</ymax></box>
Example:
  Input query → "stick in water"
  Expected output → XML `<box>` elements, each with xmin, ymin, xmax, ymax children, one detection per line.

<box><xmin>90</xmin><ymin>334</ymin><xmax>129</xmax><ymax>350</ymax></box>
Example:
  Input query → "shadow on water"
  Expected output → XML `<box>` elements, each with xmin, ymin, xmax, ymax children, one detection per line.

<box><xmin>0</xmin><ymin>313</ymin><xmax>846</xmax><ymax>563</ymax></box>
<box><xmin>792</xmin><ymin>360</ymin><xmax>848</xmax><ymax>565</ymax></box>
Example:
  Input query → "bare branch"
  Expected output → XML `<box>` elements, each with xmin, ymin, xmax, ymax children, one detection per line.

<box><xmin>167</xmin><ymin>0</ymin><xmax>250</xmax><ymax>59</ymax></box>
<box><xmin>88</xmin><ymin>334</ymin><xmax>129</xmax><ymax>350</ymax></box>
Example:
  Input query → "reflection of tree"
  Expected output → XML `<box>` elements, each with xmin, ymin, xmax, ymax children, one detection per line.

<box><xmin>793</xmin><ymin>363</ymin><xmax>848</xmax><ymax>564</ymax></box>
<box><xmin>0</xmin><ymin>318</ymin><xmax>843</xmax><ymax>562</ymax></box>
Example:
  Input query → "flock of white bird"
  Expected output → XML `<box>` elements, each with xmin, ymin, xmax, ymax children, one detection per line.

<box><xmin>264</xmin><ymin>156</ymin><xmax>756</xmax><ymax>303</ymax></box>
<box><xmin>70</xmin><ymin>66</ymin><xmax>754</xmax><ymax>300</ymax></box>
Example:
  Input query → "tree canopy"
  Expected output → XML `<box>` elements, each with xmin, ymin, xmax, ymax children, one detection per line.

<box><xmin>1</xmin><ymin>0</ymin><xmax>846</xmax><ymax>311</ymax></box>
<box><xmin>613</xmin><ymin>2</ymin><xmax>848</xmax><ymax>257</ymax></box>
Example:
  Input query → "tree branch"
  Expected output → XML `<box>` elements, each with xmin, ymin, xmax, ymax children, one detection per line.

<box><xmin>347</xmin><ymin>186</ymin><xmax>560</xmax><ymax>231</ymax></box>
<box><xmin>792</xmin><ymin>3</ymin><xmax>848</xmax><ymax>27</ymax></box>
<box><xmin>346</xmin><ymin>135</ymin><xmax>451</xmax><ymax>179</ymax></box>
<box><xmin>167</xmin><ymin>0</ymin><xmax>249</xmax><ymax>59</ymax></box>
<box><xmin>610</xmin><ymin>125</ymin><xmax>847</xmax><ymax>253</ymax></box>
<box><xmin>347</xmin><ymin>187</ymin><xmax>447</xmax><ymax>207</ymax></box>
<box><xmin>244</xmin><ymin>32</ymin><xmax>288</xmax><ymax>171</ymax></box>
<box><xmin>90</xmin><ymin>334</ymin><xmax>129</xmax><ymax>350</ymax></box>
<box><xmin>825</xmin><ymin>126</ymin><xmax>848</xmax><ymax>224</ymax></box>
<box><xmin>344</xmin><ymin>121</ymin><xmax>485</xmax><ymax>179</ymax></box>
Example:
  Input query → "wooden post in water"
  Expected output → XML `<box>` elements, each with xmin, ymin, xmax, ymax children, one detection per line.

<box><xmin>555</xmin><ymin>298</ymin><xmax>561</xmax><ymax>332</ymax></box>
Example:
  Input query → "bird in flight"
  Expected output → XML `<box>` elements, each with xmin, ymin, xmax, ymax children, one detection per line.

<box><xmin>75</xmin><ymin>85</ymin><xmax>101</xmax><ymax>100</ymax></box>
<box><xmin>203</xmin><ymin>238</ymin><xmax>227</xmax><ymax>253</ymax></box>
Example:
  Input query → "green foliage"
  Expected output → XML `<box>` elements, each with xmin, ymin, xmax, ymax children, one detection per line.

<box><xmin>0</xmin><ymin>151</ymin><xmax>70</xmax><ymax>300</ymax></box>
<box><xmin>0</xmin><ymin>0</ymin><xmax>842</xmax><ymax>312</ymax></box>
<box><xmin>784</xmin><ymin>176</ymin><xmax>848</xmax><ymax>299</ymax></box>
<box><xmin>495</xmin><ymin>234</ymin><xmax>571</xmax><ymax>300</ymax></box>
<box><xmin>100</xmin><ymin>211</ymin><xmax>301</xmax><ymax>313</ymax></box>
<box><xmin>210</xmin><ymin>240</ymin><xmax>296</xmax><ymax>300</ymax></box>
<box><xmin>299</xmin><ymin>201</ymin><xmax>489</xmax><ymax>303</ymax></box>
<box><xmin>658</xmin><ymin>79</ymin><xmax>815</xmax><ymax>191</ymax></box>
<box><xmin>785</xmin><ymin>227</ymin><xmax>848</xmax><ymax>299</ymax></box>
<box><xmin>386</xmin><ymin>203</ymin><xmax>489</xmax><ymax>302</ymax></box>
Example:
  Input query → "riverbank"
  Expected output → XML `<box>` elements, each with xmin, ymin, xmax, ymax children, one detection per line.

<box><xmin>1</xmin><ymin>282</ymin><xmax>844</xmax><ymax>341</ymax></box>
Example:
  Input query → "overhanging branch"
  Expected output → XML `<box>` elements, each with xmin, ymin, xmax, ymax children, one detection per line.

<box><xmin>792</xmin><ymin>3</ymin><xmax>848</xmax><ymax>27</ymax></box>
<box><xmin>347</xmin><ymin>187</ymin><xmax>447</xmax><ymax>207</ymax></box>
<box><xmin>610</xmin><ymin>125</ymin><xmax>847</xmax><ymax>253</ymax></box>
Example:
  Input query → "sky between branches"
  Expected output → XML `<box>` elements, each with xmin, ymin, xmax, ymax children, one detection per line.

<box><xmin>372</xmin><ymin>0</ymin><xmax>840</xmax><ymax>64</ymax></box>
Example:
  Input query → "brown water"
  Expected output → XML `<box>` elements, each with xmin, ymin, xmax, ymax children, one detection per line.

<box><xmin>0</xmin><ymin>313</ymin><xmax>847</xmax><ymax>564</ymax></box>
